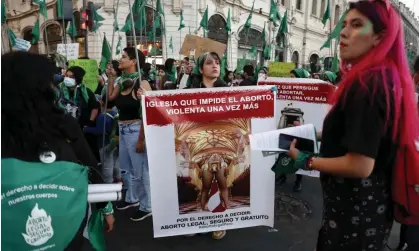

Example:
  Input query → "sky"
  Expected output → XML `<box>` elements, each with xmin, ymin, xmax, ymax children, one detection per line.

<box><xmin>400</xmin><ymin>0</ymin><xmax>419</xmax><ymax>18</ymax></box>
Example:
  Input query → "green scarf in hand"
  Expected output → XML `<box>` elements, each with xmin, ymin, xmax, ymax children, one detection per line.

<box><xmin>60</xmin><ymin>83</ymin><xmax>89</xmax><ymax>105</ymax></box>
<box><xmin>165</xmin><ymin>66</ymin><xmax>177</xmax><ymax>84</ymax></box>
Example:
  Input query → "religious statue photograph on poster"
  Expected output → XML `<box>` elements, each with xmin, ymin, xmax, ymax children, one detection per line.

<box><xmin>175</xmin><ymin>118</ymin><xmax>251</xmax><ymax>215</ymax></box>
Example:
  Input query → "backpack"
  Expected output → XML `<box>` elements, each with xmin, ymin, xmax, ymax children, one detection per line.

<box><xmin>392</xmin><ymin>139</ymin><xmax>419</xmax><ymax>225</ymax></box>
<box><xmin>1</xmin><ymin>157</ymin><xmax>88</xmax><ymax>251</ymax></box>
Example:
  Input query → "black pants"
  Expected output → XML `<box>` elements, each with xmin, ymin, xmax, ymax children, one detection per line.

<box><xmin>84</xmin><ymin>133</ymin><xmax>101</xmax><ymax>163</ymax></box>
<box><xmin>399</xmin><ymin>224</ymin><xmax>419</xmax><ymax>250</ymax></box>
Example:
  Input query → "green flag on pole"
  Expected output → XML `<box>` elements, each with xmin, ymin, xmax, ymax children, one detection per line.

<box><xmin>32</xmin><ymin>19</ymin><xmax>40</xmax><ymax>44</ymax></box>
<box><xmin>244</xmin><ymin>0</ymin><xmax>255</xmax><ymax>32</ymax></box>
<box><xmin>99</xmin><ymin>36</ymin><xmax>112</xmax><ymax>73</ymax></box>
<box><xmin>249</xmin><ymin>45</ymin><xmax>257</xmax><ymax>59</ymax></box>
<box><xmin>8</xmin><ymin>27</ymin><xmax>16</xmax><ymax>47</ymax></box>
<box><xmin>178</xmin><ymin>10</ymin><xmax>185</xmax><ymax>31</ymax></box>
<box><xmin>57</xmin><ymin>0</ymin><xmax>63</xmax><ymax>18</ymax></box>
<box><xmin>91</xmin><ymin>6</ymin><xmax>105</xmax><ymax>32</ymax></box>
<box><xmin>200</xmin><ymin>6</ymin><xmax>208</xmax><ymax>37</ymax></box>
<box><xmin>320</xmin><ymin>10</ymin><xmax>347</xmax><ymax>50</ymax></box>
<box><xmin>33</xmin><ymin>0</ymin><xmax>48</xmax><ymax>19</ymax></box>
<box><xmin>120</xmin><ymin>14</ymin><xmax>132</xmax><ymax>32</ymax></box>
<box><xmin>226</xmin><ymin>8</ymin><xmax>231</xmax><ymax>32</ymax></box>
<box><xmin>116</xmin><ymin>36</ymin><xmax>122</xmax><ymax>55</ymax></box>
<box><xmin>169</xmin><ymin>36</ymin><xmax>173</xmax><ymax>52</ymax></box>
<box><xmin>269</xmin><ymin>0</ymin><xmax>281</xmax><ymax>27</ymax></box>
<box><xmin>279</xmin><ymin>10</ymin><xmax>288</xmax><ymax>34</ymax></box>
<box><xmin>2</xmin><ymin>0</ymin><xmax>7</xmax><ymax>24</ymax></box>
<box><xmin>156</xmin><ymin>0</ymin><xmax>164</xmax><ymax>16</ymax></box>
<box><xmin>322</xmin><ymin>0</ymin><xmax>331</xmax><ymax>27</ymax></box>
<box><xmin>67</xmin><ymin>17</ymin><xmax>77</xmax><ymax>40</ymax></box>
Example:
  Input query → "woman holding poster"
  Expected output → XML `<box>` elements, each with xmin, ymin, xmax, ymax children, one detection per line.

<box><xmin>185</xmin><ymin>52</ymin><xmax>228</xmax><ymax>240</ymax></box>
<box><xmin>106</xmin><ymin>47</ymin><xmax>153</xmax><ymax>222</ymax></box>
<box><xmin>284</xmin><ymin>1</ymin><xmax>419</xmax><ymax>251</ymax></box>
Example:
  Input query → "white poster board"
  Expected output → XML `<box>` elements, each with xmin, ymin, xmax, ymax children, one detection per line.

<box><xmin>56</xmin><ymin>43</ymin><xmax>79</xmax><ymax>60</ymax></box>
<box><xmin>258</xmin><ymin>77</ymin><xmax>336</xmax><ymax>177</ymax></box>
<box><xmin>143</xmin><ymin>86</ymin><xmax>277</xmax><ymax>237</ymax></box>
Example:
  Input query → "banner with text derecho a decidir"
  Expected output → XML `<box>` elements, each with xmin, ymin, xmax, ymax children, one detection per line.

<box><xmin>258</xmin><ymin>77</ymin><xmax>336</xmax><ymax>177</ymax></box>
<box><xmin>143</xmin><ymin>86</ymin><xmax>277</xmax><ymax>237</ymax></box>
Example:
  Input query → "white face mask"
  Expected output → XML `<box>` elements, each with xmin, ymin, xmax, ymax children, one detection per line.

<box><xmin>63</xmin><ymin>77</ymin><xmax>76</xmax><ymax>87</ymax></box>
<box><xmin>258</xmin><ymin>73</ymin><xmax>266</xmax><ymax>80</ymax></box>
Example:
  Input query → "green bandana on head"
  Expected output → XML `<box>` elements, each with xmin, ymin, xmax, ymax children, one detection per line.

<box><xmin>292</xmin><ymin>68</ymin><xmax>310</xmax><ymax>78</ymax></box>
<box><xmin>324</xmin><ymin>71</ymin><xmax>337</xmax><ymax>83</ymax></box>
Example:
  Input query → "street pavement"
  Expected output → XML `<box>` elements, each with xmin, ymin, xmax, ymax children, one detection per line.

<box><xmin>82</xmin><ymin>176</ymin><xmax>401</xmax><ymax>251</ymax></box>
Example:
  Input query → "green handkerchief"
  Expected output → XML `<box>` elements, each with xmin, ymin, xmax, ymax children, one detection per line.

<box><xmin>271</xmin><ymin>153</ymin><xmax>297</xmax><ymax>174</ymax></box>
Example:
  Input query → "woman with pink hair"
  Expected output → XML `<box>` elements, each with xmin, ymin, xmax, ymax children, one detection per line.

<box><xmin>284</xmin><ymin>1</ymin><xmax>419</xmax><ymax>250</ymax></box>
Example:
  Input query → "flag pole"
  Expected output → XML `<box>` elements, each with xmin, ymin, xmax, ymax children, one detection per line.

<box><xmin>128</xmin><ymin>0</ymin><xmax>142</xmax><ymax>82</ymax></box>
<box><xmin>110</xmin><ymin>0</ymin><xmax>120</xmax><ymax>58</ymax></box>
<box><xmin>43</xmin><ymin>15</ymin><xmax>50</xmax><ymax>55</ymax></box>
<box><xmin>179</xmin><ymin>29</ymin><xmax>182</xmax><ymax>60</ymax></box>
<box><xmin>60</xmin><ymin>0</ymin><xmax>68</xmax><ymax>60</ymax></box>
<box><xmin>101</xmin><ymin>32</ymin><xmax>110</xmax><ymax>165</ymax></box>
<box><xmin>328</xmin><ymin>1</ymin><xmax>332</xmax><ymax>64</ymax></box>
<box><xmin>152</xmin><ymin>0</ymin><xmax>156</xmax><ymax>64</ymax></box>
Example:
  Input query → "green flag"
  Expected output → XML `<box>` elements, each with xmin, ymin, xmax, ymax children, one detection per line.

<box><xmin>263</xmin><ymin>44</ymin><xmax>270</xmax><ymax>59</ymax></box>
<box><xmin>331</xmin><ymin>54</ymin><xmax>339</xmax><ymax>72</ymax></box>
<box><xmin>57</xmin><ymin>0</ymin><xmax>63</xmax><ymax>18</ymax></box>
<box><xmin>116</xmin><ymin>36</ymin><xmax>122</xmax><ymax>55</ymax></box>
<box><xmin>156</xmin><ymin>0</ymin><xmax>164</xmax><ymax>16</ymax></box>
<box><xmin>320</xmin><ymin>10</ymin><xmax>347</xmax><ymax>50</ymax></box>
<box><xmin>269</xmin><ymin>0</ymin><xmax>281</xmax><ymax>27</ymax></box>
<box><xmin>91</xmin><ymin>6</ymin><xmax>105</xmax><ymax>32</ymax></box>
<box><xmin>113</xmin><ymin>10</ymin><xmax>119</xmax><ymax>32</ymax></box>
<box><xmin>226</xmin><ymin>8</ymin><xmax>231</xmax><ymax>33</ymax></box>
<box><xmin>67</xmin><ymin>17</ymin><xmax>77</xmax><ymax>39</ymax></box>
<box><xmin>2</xmin><ymin>0</ymin><xmax>7</xmax><ymax>24</ymax></box>
<box><xmin>32</xmin><ymin>19</ymin><xmax>40</xmax><ymax>44</ymax></box>
<box><xmin>249</xmin><ymin>45</ymin><xmax>257</xmax><ymax>59</ymax></box>
<box><xmin>120</xmin><ymin>14</ymin><xmax>132</xmax><ymax>32</ymax></box>
<box><xmin>99</xmin><ymin>36</ymin><xmax>111</xmax><ymax>73</ymax></box>
<box><xmin>178</xmin><ymin>10</ymin><xmax>185</xmax><ymax>31</ymax></box>
<box><xmin>279</xmin><ymin>10</ymin><xmax>288</xmax><ymax>34</ymax></box>
<box><xmin>262</xmin><ymin>21</ymin><xmax>266</xmax><ymax>43</ymax></box>
<box><xmin>244</xmin><ymin>0</ymin><xmax>255</xmax><ymax>31</ymax></box>
<box><xmin>169</xmin><ymin>36</ymin><xmax>173</xmax><ymax>52</ymax></box>
<box><xmin>200</xmin><ymin>6</ymin><xmax>208</xmax><ymax>36</ymax></box>
<box><xmin>134</xmin><ymin>1</ymin><xmax>147</xmax><ymax>32</ymax></box>
<box><xmin>1</xmin><ymin>158</ymin><xmax>88</xmax><ymax>251</ymax></box>
<box><xmin>322</xmin><ymin>0</ymin><xmax>331</xmax><ymax>27</ymax></box>
<box><xmin>8</xmin><ymin>27</ymin><xmax>16</xmax><ymax>47</ymax></box>
<box><xmin>220</xmin><ymin>53</ymin><xmax>228</xmax><ymax>79</ymax></box>
<box><xmin>33</xmin><ymin>0</ymin><xmax>48</xmax><ymax>19</ymax></box>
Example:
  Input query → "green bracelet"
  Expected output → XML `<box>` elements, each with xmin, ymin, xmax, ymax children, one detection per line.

<box><xmin>101</xmin><ymin>202</ymin><xmax>114</xmax><ymax>215</ymax></box>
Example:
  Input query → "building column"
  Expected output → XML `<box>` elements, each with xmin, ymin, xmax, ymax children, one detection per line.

<box><xmin>230</xmin><ymin>33</ymin><xmax>239</xmax><ymax>70</ymax></box>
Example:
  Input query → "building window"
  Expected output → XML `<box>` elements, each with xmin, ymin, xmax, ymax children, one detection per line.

<box><xmin>296</xmin><ymin>0</ymin><xmax>302</xmax><ymax>10</ymax></box>
<box><xmin>312</xmin><ymin>0</ymin><xmax>317</xmax><ymax>16</ymax></box>
<box><xmin>334</xmin><ymin>5</ymin><xmax>340</xmax><ymax>25</ymax></box>
<box><xmin>207</xmin><ymin>14</ymin><xmax>228</xmax><ymax>44</ymax></box>
<box><xmin>320</xmin><ymin>0</ymin><xmax>326</xmax><ymax>16</ymax></box>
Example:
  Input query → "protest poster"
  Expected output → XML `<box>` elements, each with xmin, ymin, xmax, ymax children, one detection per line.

<box><xmin>268</xmin><ymin>62</ymin><xmax>295</xmax><ymax>77</ymax></box>
<box><xmin>258</xmin><ymin>77</ymin><xmax>336</xmax><ymax>177</ymax></box>
<box><xmin>57</xmin><ymin>43</ymin><xmax>80</xmax><ymax>60</ymax></box>
<box><xmin>68</xmin><ymin>59</ymin><xmax>99</xmax><ymax>91</ymax></box>
<box><xmin>142</xmin><ymin>86</ymin><xmax>277</xmax><ymax>237</ymax></box>
<box><xmin>180</xmin><ymin>35</ymin><xmax>227</xmax><ymax>58</ymax></box>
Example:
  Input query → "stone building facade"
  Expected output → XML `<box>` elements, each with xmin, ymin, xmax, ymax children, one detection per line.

<box><xmin>4</xmin><ymin>0</ymin><xmax>419</xmax><ymax>71</ymax></box>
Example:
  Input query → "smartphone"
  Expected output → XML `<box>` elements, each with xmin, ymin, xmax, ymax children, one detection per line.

<box><xmin>278</xmin><ymin>134</ymin><xmax>315</xmax><ymax>153</ymax></box>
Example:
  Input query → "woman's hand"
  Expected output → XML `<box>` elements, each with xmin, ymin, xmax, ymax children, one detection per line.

<box><xmin>136</xmin><ymin>88</ymin><xmax>145</xmax><ymax>100</ymax></box>
<box><xmin>287</xmin><ymin>139</ymin><xmax>300</xmax><ymax>160</ymax></box>
<box><xmin>104</xmin><ymin>214</ymin><xmax>115</xmax><ymax>232</ymax></box>
<box><xmin>106</xmin><ymin>63</ymin><xmax>116</xmax><ymax>77</ymax></box>
<box><xmin>136</xmin><ymin>140</ymin><xmax>145</xmax><ymax>153</ymax></box>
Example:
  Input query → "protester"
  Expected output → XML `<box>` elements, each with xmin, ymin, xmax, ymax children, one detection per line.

<box><xmin>396</xmin><ymin>56</ymin><xmax>419</xmax><ymax>251</ymax></box>
<box><xmin>163</xmin><ymin>58</ymin><xmax>177</xmax><ymax>88</ymax></box>
<box><xmin>239</xmin><ymin>64</ymin><xmax>256</xmax><ymax>86</ymax></box>
<box><xmin>276</xmin><ymin>68</ymin><xmax>311</xmax><ymax>192</ymax></box>
<box><xmin>1</xmin><ymin>51</ymin><xmax>115</xmax><ymax>250</ymax></box>
<box><xmin>283</xmin><ymin>1</ymin><xmax>419</xmax><ymax>250</ymax></box>
<box><xmin>60</xmin><ymin>66</ymin><xmax>101</xmax><ymax>162</ymax></box>
<box><xmin>224</xmin><ymin>70</ymin><xmax>234</xmax><ymax>86</ymax></box>
<box><xmin>182</xmin><ymin>52</ymin><xmax>228</xmax><ymax>240</ymax></box>
<box><xmin>107</xmin><ymin>47</ymin><xmax>153</xmax><ymax>221</ymax></box>
<box><xmin>323</xmin><ymin>71</ymin><xmax>337</xmax><ymax>85</ymax></box>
